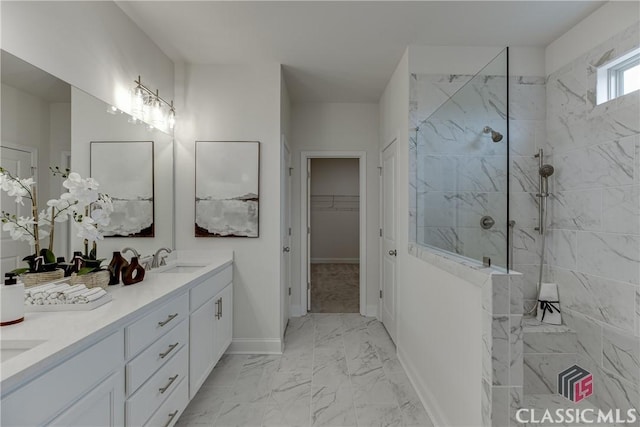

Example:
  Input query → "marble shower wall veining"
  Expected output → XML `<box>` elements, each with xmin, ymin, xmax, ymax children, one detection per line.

<box><xmin>410</xmin><ymin>71</ymin><xmax>546</xmax><ymax>274</ymax></box>
<box><xmin>544</xmin><ymin>22</ymin><xmax>640</xmax><ymax>416</ymax></box>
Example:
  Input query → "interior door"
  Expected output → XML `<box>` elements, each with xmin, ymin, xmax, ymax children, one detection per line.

<box><xmin>381</xmin><ymin>141</ymin><xmax>397</xmax><ymax>343</ymax></box>
<box><xmin>1</xmin><ymin>146</ymin><xmax>35</xmax><ymax>277</ymax></box>
<box><xmin>280</xmin><ymin>139</ymin><xmax>291</xmax><ymax>335</ymax></box>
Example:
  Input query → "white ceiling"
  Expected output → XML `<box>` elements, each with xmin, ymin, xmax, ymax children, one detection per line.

<box><xmin>117</xmin><ymin>1</ymin><xmax>605</xmax><ymax>103</ymax></box>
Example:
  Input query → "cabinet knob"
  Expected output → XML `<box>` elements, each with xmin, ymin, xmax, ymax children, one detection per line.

<box><xmin>388</xmin><ymin>249</ymin><xmax>397</xmax><ymax>256</ymax></box>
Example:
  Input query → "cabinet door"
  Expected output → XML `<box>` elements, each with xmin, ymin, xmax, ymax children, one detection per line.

<box><xmin>189</xmin><ymin>298</ymin><xmax>216</xmax><ymax>398</ymax></box>
<box><xmin>48</xmin><ymin>371</ymin><xmax>124</xmax><ymax>427</ymax></box>
<box><xmin>214</xmin><ymin>284</ymin><xmax>233</xmax><ymax>362</ymax></box>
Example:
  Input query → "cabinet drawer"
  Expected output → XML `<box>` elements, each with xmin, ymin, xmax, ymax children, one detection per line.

<box><xmin>126</xmin><ymin>319</ymin><xmax>188</xmax><ymax>396</ymax></box>
<box><xmin>143</xmin><ymin>377</ymin><xmax>188</xmax><ymax>427</ymax></box>
<box><xmin>1</xmin><ymin>331</ymin><xmax>123</xmax><ymax>427</ymax></box>
<box><xmin>126</xmin><ymin>293</ymin><xmax>189</xmax><ymax>358</ymax></box>
<box><xmin>190</xmin><ymin>265</ymin><xmax>232</xmax><ymax>311</ymax></box>
<box><xmin>126</xmin><ymin>346</ymin><xmax>188</xmax><ymax>427</ymax></box>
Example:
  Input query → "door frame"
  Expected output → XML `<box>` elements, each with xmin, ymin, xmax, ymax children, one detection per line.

<box><xmin>300</xmin><ymin>151</ymin><xmax>367</xmax><ymax>316</ymax></box>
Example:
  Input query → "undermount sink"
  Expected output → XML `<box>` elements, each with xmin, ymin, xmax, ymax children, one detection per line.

<box><xmin>157</xmin><ymin>265</ymin><xmax>206</xmax><ymax>274</ymax></box>
<box><xmin>1</xmin><ymin>340</ymin><xmax>46</xmax><ymax>363</ymax></box>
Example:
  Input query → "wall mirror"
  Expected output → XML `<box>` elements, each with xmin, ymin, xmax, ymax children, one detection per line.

<box><xmin>1</xmin><ymin>49</ymin><xmax>174</xmax><ymax>276</ymax></box>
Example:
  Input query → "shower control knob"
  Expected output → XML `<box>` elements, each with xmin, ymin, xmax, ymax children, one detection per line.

<box><xmin>388</xmin><ymin>249</ymin><xmax>397</xmax><ymax>256</ymax></box>
<box><xmin>480</xmin><ymin>215</ymin><xmax>495</xmax><ymax>230</ymax></box>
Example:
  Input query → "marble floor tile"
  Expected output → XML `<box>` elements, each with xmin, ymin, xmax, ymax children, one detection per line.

<box><xmin>176</xmin><ymin>314</ymin><xmax>434</xmax><ymax>427</ymax></box>
<box><xmin>176</xmin><ymin>386</ymin><xmax>230</xmax><ymax>426</ymax></box>
<box><xmin>355</xmin><ymin>403</ymin><xmax>403</xmax><ymax>427</ymax></box>
<box><xmin>311</xmin><ymin>383</ymin><xmax>357</xmax><ymax>427</ymax></box>
<box><xmin>215</xmin><ymin>402</ymin><xmax>266</xmax><ymax>427</ymax></box>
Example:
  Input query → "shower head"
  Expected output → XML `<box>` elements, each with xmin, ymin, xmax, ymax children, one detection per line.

<box><xmin>539</xmin><ymin>164</ymin><xmax>555</xmax><ymax>178</ymax></box>
<box><xmin>483</xmin><ymin>126</ymin><xmax>503</xmax><ymax>143</ymax></box>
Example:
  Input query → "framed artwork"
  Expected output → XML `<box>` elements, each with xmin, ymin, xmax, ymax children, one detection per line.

<box><xmin>90</xmin><ymin>141</ymin><xmax>154</xmax><ymax>237</ymax></box>
<box><xmin>195</xmin><ymin>141</ymin><xmax>260</xmax><ymax>237</ymax></box>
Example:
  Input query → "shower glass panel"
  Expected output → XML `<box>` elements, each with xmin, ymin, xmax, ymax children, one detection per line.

<box><xmin>413</xmin><ymin>48</ymin><xmax>509</xmax><ymax>268</ymax></box>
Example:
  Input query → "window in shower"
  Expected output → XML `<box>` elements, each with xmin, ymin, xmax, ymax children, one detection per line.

<box><xmin>596</xmin><ymin>47</ymin><xmax>640</xmax><ymax>104</ymax></box>
<box><xmin>410</xmin><ymin>47</ymin><xmax>509</xmax><ymax>269</ymax></box>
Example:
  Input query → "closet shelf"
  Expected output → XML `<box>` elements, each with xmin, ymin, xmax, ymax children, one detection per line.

<box><xmin>310</xmin><ymin>195</ymin><xmax>359</xmax><ymax>212</ymax></box>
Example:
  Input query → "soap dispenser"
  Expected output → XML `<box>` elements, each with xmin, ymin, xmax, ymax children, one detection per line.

<box><xmin>1</xmin><ymin>273</ymin><xmax>25</xmax><ymax>326</ymax></box>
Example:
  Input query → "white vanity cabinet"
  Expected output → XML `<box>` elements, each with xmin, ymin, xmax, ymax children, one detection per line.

<box><xmin>0</xmin><ymin>259</ymin><xmax>234</xmax><ymax>427</ymax></box>
<box><xmin>125</xmin><ymin>294</ymin><xmax>190</xmax><ymax>427</ymax></box>
<box><xmin>1</xmin><ymin>331</ymin><xmax>125</xmax><ymax>427</ymax></box>
<box><xmin>189</xmin><ymin>265</ymin><xmax>233</xmax><ymax>398</ymax></box>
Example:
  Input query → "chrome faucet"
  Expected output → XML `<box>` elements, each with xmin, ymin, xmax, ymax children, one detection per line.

<box><xmin>122</xmin><ymin>247</ymin><xmax>141</xmax><ymax>258</ymax></box>
<box><xmin>152</xmin><ymin>248</ymin><xmax>172</xmax><ymax>269</ymax></box>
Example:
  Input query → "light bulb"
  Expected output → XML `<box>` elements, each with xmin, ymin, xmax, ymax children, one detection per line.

<box><xmin>151</xmin><ymin>97</ymin><xmax>164</xmax><ymax>129</ymax></box>
<box><xmin>107</xmin><ymin>105</ymin><xmax>118</xmax><ymax>115</ymax></box>
<box><xmin>167</xmin><ymin>109</ymin><xmax>176</xmax><ymax>130</ymax></box>
<box><xmin>131</xmin><ymin>85</ymin><xmax>144</xmax><ymax>119</ymax></box>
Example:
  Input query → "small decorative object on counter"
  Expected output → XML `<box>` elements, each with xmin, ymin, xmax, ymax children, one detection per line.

<box><xmin>1</xmin><ymin>273</ymin><xmax>25</xmax><ymax>326</ymax></box>
<box><xmin>536</xmin><ymin>282</ymin><xmax>562</xmax><ymax>325</ymax></box>
<box><xmin>122</xmin><ymin>257</ymin><xmax>145</xmax><ymax>286</ymax></box>
<box><xmin>108</xmin><ymin>251</ymin><xmax>129</xmax><ymax>286</ymax></box>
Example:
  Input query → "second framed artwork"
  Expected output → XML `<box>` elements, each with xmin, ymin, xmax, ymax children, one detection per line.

<box><xmin>195</xmin><ymin>141</ymin><xmax>260</xmax><ymax>238</ymax></box>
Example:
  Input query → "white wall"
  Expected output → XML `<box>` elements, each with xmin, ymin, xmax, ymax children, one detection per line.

<box><xmin>174</xmin><ymin>63</ymin><xmax>283</xmax><ymax>353</ymax></box>
<box><xmin>1</xmin><ymin>1</ymin><xmax>174</xmax><ymax>117</ymax></box>
<box><xmin>290</xmin><ymin>102</ymin><xmax>379</xmax><ymax>316</ymax></box>
<box><xmin>545</xmin><ymin>1</ymin><xmax>640</xmax><ymax>75</ymax></box>
<box><xmin>310</xmin><ymin>158</ymin><xmax>359</xmax><ymax>262</ymax></box>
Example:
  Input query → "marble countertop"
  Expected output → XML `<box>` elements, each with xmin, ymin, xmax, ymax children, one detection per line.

<box><xmin>0</xmin><ymin>251</ymin><xmax>233</xmax><ymax>393</ymax></box>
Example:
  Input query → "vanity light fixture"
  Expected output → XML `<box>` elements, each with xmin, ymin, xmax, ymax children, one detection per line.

<box><xmin>131</xmin><ymin>76</ymin><xmax>176</xmax><ymax>130</ymax></box>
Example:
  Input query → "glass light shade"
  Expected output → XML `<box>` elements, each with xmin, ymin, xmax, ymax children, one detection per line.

<box><xmin>167</xmin><ymin>109</ymin><xmax>176</xmax><ymax>130</ymax></box>
<box><xmin>151</xmin><ymin>97</ymin><xmax>165</xmax><ymax>129</ymax></box>
<box><xmin>131</xmin><ymin>86</ymin><xmax>145</xmax><ymax>119</ymax></box>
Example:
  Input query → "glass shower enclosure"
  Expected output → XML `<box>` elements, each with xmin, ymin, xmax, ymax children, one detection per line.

<box><xmin>411</xmin><ymin>48</ymin><xmax>509</xmax><ymax>269</ymax></box>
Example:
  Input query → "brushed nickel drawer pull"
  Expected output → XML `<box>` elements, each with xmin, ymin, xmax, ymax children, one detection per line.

<box><xmin>159</xmin><ymin>342</ymin><xmax>179</xmax><ymax>359</ymax></box>
<box><xmin>163</xmin><ymin>410</ymin><xmax>179</xmax><ymax>427</ymax></box>
<box><xmin>158</xmin><ymin>313</ymin><xmax>178</xmax><ymax>327</ymax></box>
<box><xmin>219</xmin><ymin>297</ymin><xmax>222</xmax><ymax>318</ymax></box>
<box><xmin>159</xmin><ymin>374</ymin><xmax>179</xmax><ymax>394</ymax></box>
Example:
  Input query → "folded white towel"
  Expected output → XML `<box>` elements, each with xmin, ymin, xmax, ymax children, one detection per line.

<box><xmin>62</xmin><ymin>284</ymin><xmax>87</xmax><ymax>296</ymax></box>
<box><xmin>78</xmin><ymin>288</ymin><xmax>107</xmax><ymax>303</ymax></box>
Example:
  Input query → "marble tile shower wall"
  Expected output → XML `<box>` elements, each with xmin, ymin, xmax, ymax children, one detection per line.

<box><xmin>409</xmin><ymin>72</ymin><xmax>546</xmax><ymax>272</ymax></box>
<box><xmin>545</xmin><ymin>22</ymin><xmax>640</xmax><ymax>416</ymax></box>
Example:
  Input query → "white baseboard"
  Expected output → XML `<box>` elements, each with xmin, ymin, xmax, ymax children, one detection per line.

<box><xmin>397</xmin><ymin>346</ymin><xmax>450</xmax><ymax>427</ymax></box>
<box><xmin>227</xmin><ymin>338</ymin><xmax>283</xmax><ymax>354</ymax></box>
<box><xmin>365</xmin><ymin>304</ymin><xmax>379</xmax><ymax>318</ymax></box>
<box><xmin>310</xmin><ymin>258</ymin><xmax>359</xmax><ymax>264</ymax></box>
<box><xmin>289</xmin><ymin>304</ymin><xmax>306</xmax><ymax>317</ymax></box>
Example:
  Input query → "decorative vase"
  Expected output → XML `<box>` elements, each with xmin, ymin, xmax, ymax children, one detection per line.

<box><xmin>122</xmin><ymin>257</ymin><xmax>145</xmax><ymax>286</ymax></box>
<box><xmin>108</xmin><ymin>251</ymin><xmax>129</xmax><ymax>286</ymax></box>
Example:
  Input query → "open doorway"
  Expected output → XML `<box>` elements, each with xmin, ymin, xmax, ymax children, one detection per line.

<box><xmin>309</xmin><ymin>158</ymin><xmax>360</xmax><ymax>313</ymax></box>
